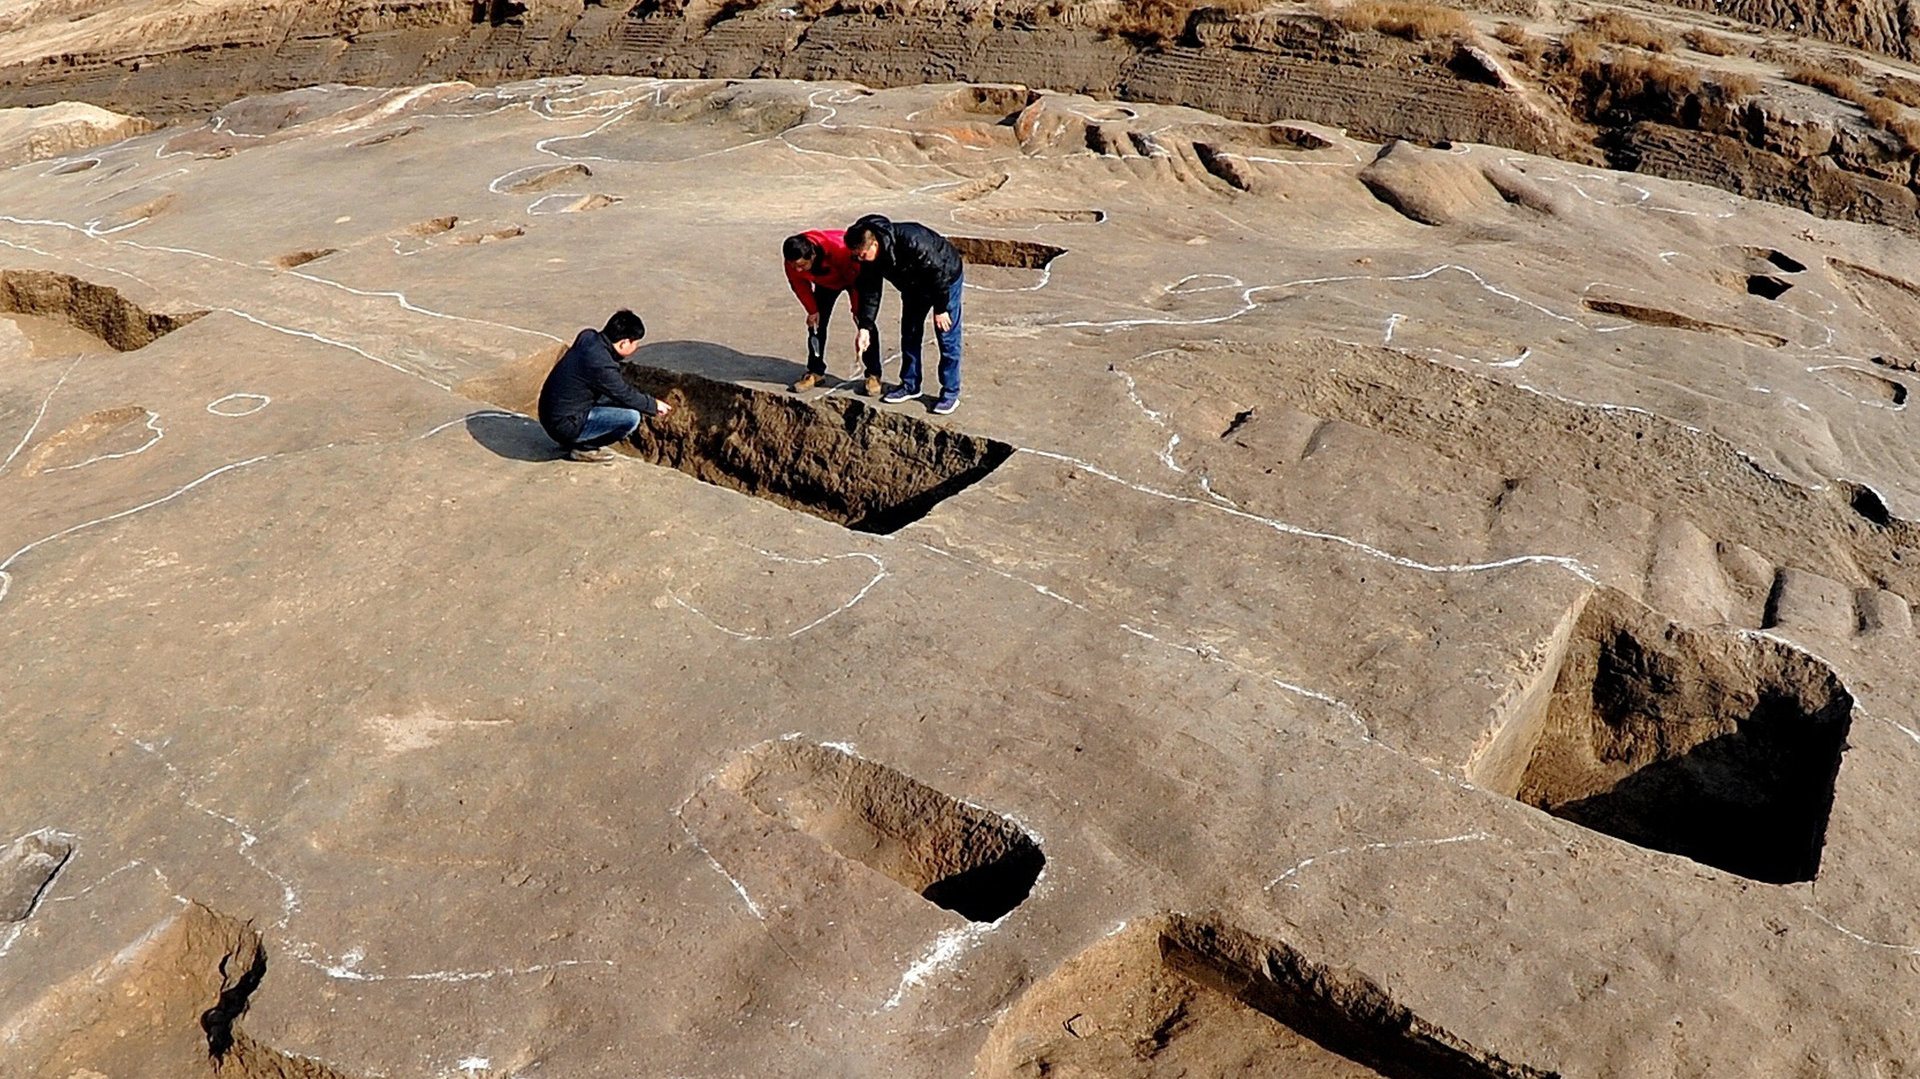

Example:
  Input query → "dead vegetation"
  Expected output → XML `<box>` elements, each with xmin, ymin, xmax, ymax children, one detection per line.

<box><xmin>1100</xmin><ymin>0</ymin><xmax>1259</xmax><ymax>47</ymax></box>
<box><xmin>1682</xmin><ymin>27</ymin><xmax>1740</xmax><ymax>56</ymax></box>
<box><xmin>1321</xmin><ymin>0</ymin><xmax>1471</xmax><ymax>42</ymax></box>
<box><xmin>1787</xmin><ymin>60</ymin><xmax>1920</xmax><ymax>150</ymax></box>
<box><xmin>1582</xmin><ymin>10</ymin><xmax>1675</xmax><ymax>52</ymax></box>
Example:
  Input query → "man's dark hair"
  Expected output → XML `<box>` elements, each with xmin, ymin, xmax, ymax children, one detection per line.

<box><xmin>602</xmin><ymin>309</ymin><xmax>646</xmax><ymax>343</ymax></box>
<box><xmin>783</xmin><ymin>234</ymin><xmax>821</xmax><ymax>263</ymax></box>
<box><xmin>844</xmin><ymin>214</ymin><xmax>891</xmax><ymax>251</ymax></box>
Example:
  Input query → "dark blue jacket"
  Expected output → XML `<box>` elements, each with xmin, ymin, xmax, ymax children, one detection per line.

<box><xmin>850</xmin><ymin>215</ymin><xmax>963</xmax><ymax>325</ymax></box>
<box><xmin>537</xmin><ymin>329</ymin><xmax>660</xmax><ymax>445</ymax></box>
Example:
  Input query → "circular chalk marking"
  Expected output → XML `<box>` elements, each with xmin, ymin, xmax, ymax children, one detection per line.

<box><xmin>207</xmin><ymin>393</ymin><xmax>270</xmax><ymax>417</ymax></box>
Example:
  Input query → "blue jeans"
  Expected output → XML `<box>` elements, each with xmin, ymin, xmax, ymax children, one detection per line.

<box><xmin>573</xmin><ymin>406</ymin><xmax>642</xmax><ymax>450</ymax></box>
<box><xmin>899</xmin><ymin>273</ymin><xmax>963</xmax><ymax>396</ymax></box>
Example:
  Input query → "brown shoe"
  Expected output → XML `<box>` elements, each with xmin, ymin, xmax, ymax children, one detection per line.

<box><xmin>862</xmin><ymin>375</ymin><xmax>882</xmax><ymax>397</ymax></box>
<box><xmin>790</xmin><ymin>372</ymin><xmax>823</xmax><ymax>392</ymax></box>
<box><xmin>567</xmin><ymin>447</ymin><xmax>617</xmax><ymax>464</ymax></box>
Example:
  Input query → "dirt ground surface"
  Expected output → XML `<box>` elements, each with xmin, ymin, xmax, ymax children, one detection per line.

<box><xmin>7</xmin><ymin>72</ymin><xmax>1920</xmax><ymax>1079</ymax></box>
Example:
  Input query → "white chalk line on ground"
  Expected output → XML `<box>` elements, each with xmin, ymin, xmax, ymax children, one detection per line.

<box><xmin>1265</xmin><ymin>830</ymin><xmax>1498</xmax><ymax>891</ymax></box>
<box><xmin>0</xmin><ymin>355</ymin><xmax>83</xmax><ymax>478</ymax></box>
<box><xmin>39</xmin><ymin>409</ymin><xmax>164</xmax><ymax>473</ymax></box>
<box><xmin>0</xmin><ymin>211</ymin><xmax>555</xmax><ymax>385</ymax></box>
<box><xmin>207</xmin><ymin>393</ymin><xmax>271</xmax><ymax>417</ymax></box>
<box><xmin>1015</xmin><ymin>446</ymin><xmax>1597</xmax><ymax>581</ymax></box>
<box><xmin>665</xmin><ymin>547</ymin><xmax>888</xmax><ymax>641</ymax></box>
<box><xmin>104</xmin><ymin>721</ymin><xmax>617</xmax><ymax>986</ymax></box>
<box><xmin>0</xmin><ymin>828</ymin><xmax>78</xmax><ymax>960</ymax></box>
<box><xmin>0</xmin><ymin>454</ymin><xmax>269</xmax><ymax>608</ymax></box>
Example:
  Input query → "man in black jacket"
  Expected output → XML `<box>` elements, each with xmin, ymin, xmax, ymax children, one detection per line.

<box><xmin>536</xmin><ymin>309</ymin><xmax>672</xmax><ymax>463</ymax></box>
<box><xmin>846</xmin><ymin>214</ymin><xmax>966</xmax><ymax>415</ymax></box>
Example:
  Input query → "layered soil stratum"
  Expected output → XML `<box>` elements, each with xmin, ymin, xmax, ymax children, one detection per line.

<box><xmin>8</xmin><ymin>13</ymin><xmax>1920</xmax><ymax>1079</ymax></box>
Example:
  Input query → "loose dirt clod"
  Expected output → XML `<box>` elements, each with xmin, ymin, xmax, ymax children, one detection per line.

<box><xmin>719</xmin><ymin>741</ymin><xmax>1044</xmax><ymax>922</ymax></box>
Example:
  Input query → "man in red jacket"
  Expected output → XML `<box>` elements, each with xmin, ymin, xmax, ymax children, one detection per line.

<box><xmin>783</xmin><ymin>230</ymin><xmax>882</xmax><ymax>396</ymax></box>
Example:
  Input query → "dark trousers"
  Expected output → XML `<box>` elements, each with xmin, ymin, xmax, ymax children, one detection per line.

<box><xmin>899</xmin><ymin>273</ymin><xmax>964</xmax><ymax>396</ymax></box>
<box><xmin>809</xmin><ymin>285</ymin><xmax>882</xmax><ymax>378</ymax></box>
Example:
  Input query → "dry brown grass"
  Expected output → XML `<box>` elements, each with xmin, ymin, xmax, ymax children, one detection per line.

<box><xmin>1787</xmin><ymin>60</ymin><xmax>1864</xmax><ymax>99</ymax></box>
<box><xmin>1714</xmin><ymin>70</ymin><xmax>1761</xmax><ymax>99</ymax></box>
<box><xmin>1103</xmin><ymin>0</ymin><xmax>1258</xmax><ymax>45</ymax></box>
<box><xmin>1493</xmin><ymin>20</ymin><xmax>1545</xmax><ymax>64</ymax></box>
<box><xmin>1880</xmin><ymin>74</ymin><xmax>1920</xmax><ymax>107</ymax></box>
<box><xmin>1682</xmin><ymin>28</ymin><xmax>1738</xmax><ymax>56</ymax></box>
<box><xmin>1584</xmin><ymin>11</ymin><xmax>1676</xmax><ymax>51</ymax></box>
<box><xmin>1328</xmin><ymin>0</ymin><xmax>1471</xmax><ymax>42</ymax></box>
<box><xmin>1786</xmin><ymin>60</ymin><xmax>1920</xmax><ymax>151</ymax></box>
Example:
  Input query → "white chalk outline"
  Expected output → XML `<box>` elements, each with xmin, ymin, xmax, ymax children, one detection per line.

<box><xmin>37</xmin><ymin>407</ymin><xmax>163</xmax><ymax>473</ymax></box>
<box><xmin>207</xmin><ymin>393</ymin><xmax>271</xmax><ymax>417</ymax></box>
<box><xmin>665</xmin><ymin>547</ymin><xmax>888</xmax><ymax>641</ymax></box>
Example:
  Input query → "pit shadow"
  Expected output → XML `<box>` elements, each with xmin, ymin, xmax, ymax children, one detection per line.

<box><xmin>631</xmin><ymin>340</ymin><xmax>807</xmax><ymax>385</ymax></box>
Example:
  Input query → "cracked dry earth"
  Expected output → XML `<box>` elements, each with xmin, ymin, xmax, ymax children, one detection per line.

<box><xmin>9</xmin><ymin>75</ymin><xmax>1920</xmax><ymax>1078</ymax></box>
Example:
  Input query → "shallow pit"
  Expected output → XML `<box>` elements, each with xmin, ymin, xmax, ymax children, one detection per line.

<box><xmin>718</xmin><ymin>740</ymin><xmax>1044</xmax><ymax>923</ymax></box>
<box><xmin>0</xmin><ymin>269</ymin><xmax>206</xmax><ymax>351</ymax></box>
<box><xmin>1746</xmin><ymin>246</ymin><xmax>1807</xmax><ymax>273</ymax></box>
<box><xmin>948</xmin><ymin>235</ymin><xmax>1065</xmax><ymax>270</ymax></box>
<box><xmin>1471</xmin><ymin>587</ymin><xmax>1852</xmax><ymax>883</ymax></box>
<box><xmin>1583</xmin><ymin>296</ymin><xmax>1787</xmax><ymax>347</ymax></box>
<box><xmin>978</xmin><ymin>915</ymin><xmax>1555</xmax><ymax>1078</ymax></box>
<box><xmin>272</xmin><ymin>248</ymin><xmax>339</xmax><ymax>269</ymax></box>
<box><xmin>1746</xmin><ymin>274</ymin><xmax>1792</xmax><ymax>299</ymax></box>
<box><xmin>622</xmin><ymin>361</ymin><xmax>1011</xmax><ymax>533</ymax></box>
<box><xmin>499</xmin><ymin>162</ymin><xmax>592</xmax><ymax>192</ymax></box>
<box><xmin>952</xmin><ymin>205</ymin><xmax>1105</xmax><ymax>226</ymax></box>
<box><xmin>7</xmin><ymin>902</ymin><xmax>360</xmax><ymax>1079</ymax></box>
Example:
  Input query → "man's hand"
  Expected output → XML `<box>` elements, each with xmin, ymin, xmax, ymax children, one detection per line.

<box><xmin>934</xmin><ymin>312</ymin><xmax>954</xmax><ymax>333</ymax></box>
<box><xmin>806</xmin><ymin>311</ymin><xmax>820</xmax><ymax>330</ymax></box>
<box><xmin>654</xmin><ymin>400</ymin><xmax>673</xmax><ymax>417</ymax></box>
<box><xmin>855</xmin><ymin>327</ymin><xmax>871</xmax><ymax>355</ymax></box>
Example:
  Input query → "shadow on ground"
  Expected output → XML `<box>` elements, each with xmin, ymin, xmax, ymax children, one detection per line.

<box><xmin>466</xmin><ymin>411</ymin><xmax>562</xmax><ymax>462</ymax></box>
<box><xmin>634</xmin><ymin>340</ymin><xmax>805</xmax><ymax>384</ymax></box>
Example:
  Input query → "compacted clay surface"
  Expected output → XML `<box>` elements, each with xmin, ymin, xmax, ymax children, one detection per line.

<box><xmin>5</xmin><ymin>69</ymin><xmax>1920</xmax><ymax>1078</ymax></box>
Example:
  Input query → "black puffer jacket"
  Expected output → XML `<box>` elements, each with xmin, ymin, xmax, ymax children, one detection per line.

<box><xmin>536</xmin><ymin>329</ymin><xmax>660</xmax><ymax>446</ymax></box>
<box><xmin>848</xmin><ymin>215</ymin><xmax>963</xmax><ymax>325</ymax></box>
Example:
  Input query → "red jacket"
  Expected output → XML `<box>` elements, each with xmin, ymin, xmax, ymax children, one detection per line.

<box><xmin>784</xmin><ymin>229</ymin><xmax>864</xmax><ymax>317</ymax></box>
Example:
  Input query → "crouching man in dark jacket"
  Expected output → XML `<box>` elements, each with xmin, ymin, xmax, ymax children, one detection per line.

<box><xmin>846</xmin><ymin>214</ymin><xmax>966</xmax><ymax>415</ymax></box>
<box><xmin>537</xmin><ymin>309</ymin><xmax>671</xmax><ymax>463</ymax></box>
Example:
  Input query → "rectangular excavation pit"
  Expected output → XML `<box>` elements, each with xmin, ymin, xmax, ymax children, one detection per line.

<box><xmin>1469</xmin><ymin>587</ymin><xmax>1853</xmax><ymax>884</ymax></box>
<box><xmin>717</xmin><ymin>740</ymin><xmax>1044</xmax><ymax>923</ymax></box>
<box><xmin>621</xmin><ymin>363</ymin><xmax>1012</xmax><ymax>534</ymax></box>
<box><xmin>1157</xmin><ymin>915</ymin><xmax>1556</xmax><ymax>1079</ymax></box>
<box><xmin>0</xmin><ymin>269</ymin><xmax>207</xmax><ymax>351</ymax></box>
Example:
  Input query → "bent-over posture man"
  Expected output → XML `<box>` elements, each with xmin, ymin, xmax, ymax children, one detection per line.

<box><xmin>537</xmin><ymin>309</ymin><xmax>671</xmax><ymax>463</ymax></box>
<box><xmin>846</xmin><ymin>214</ymin><xmax>965</xmax><ymax>415</ymax></box>
<box><xmin>783</xmin><ymin>230</ymin><xmax>882</xmax><ymax>395</ymax></box>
